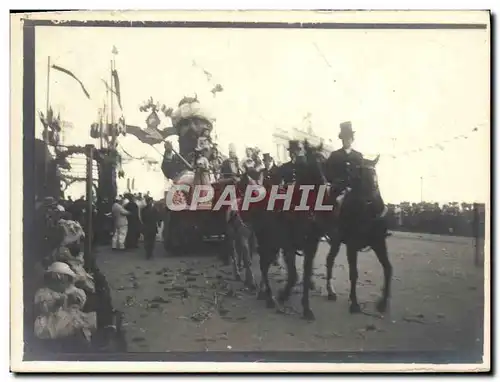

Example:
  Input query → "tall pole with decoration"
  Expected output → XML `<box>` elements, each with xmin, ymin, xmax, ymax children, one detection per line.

<box><xmin>90</xmin><ymin>45</ymin><xmax>124</xmax><ymax>243</ymax></box>
<box><xmin>43</xmin><ymin>56</ymin><xmax>52</xmax><ymax>192</ymax></box>
<box><xmin>110</xmin><ymin>45</ymin><xmax>119</xmax><ymax>150</ymax></box>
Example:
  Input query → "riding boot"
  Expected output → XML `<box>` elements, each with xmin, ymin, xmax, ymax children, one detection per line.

<box><xmin>373</xmin><ymin>193</ymin><xmax>391</xmax><ymax>237</ymax></box>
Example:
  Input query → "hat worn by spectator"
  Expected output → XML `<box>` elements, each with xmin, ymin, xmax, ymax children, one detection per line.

<box><xmin>263</xmin><ymin>153</ymin><xmax>273</xmax><ymax>161</ymax></box>
<box><xmin>46</xmin><ymin>262</ymin><xmax>77</xmax><ymax>278</ymax></box>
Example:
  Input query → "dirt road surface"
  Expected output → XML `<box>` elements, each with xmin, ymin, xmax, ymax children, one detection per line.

<box><xmin>97</xmin><ymin>232</ymin><xmax>485</xmax><ymax>360</ymax></box>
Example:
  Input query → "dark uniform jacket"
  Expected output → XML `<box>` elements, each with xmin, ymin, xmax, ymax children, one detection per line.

<box><xmin>326</xmin><ymin>148</ymin><xmax>386</xmax><ymax>216</ymax></box>
<box><xmin>325</xmin><ymin>148</ymin><xmax>364</xmax><ymax>193</ymax></box>
<box><xmin>276</xmin><ymin>161</ymin><xmax>299</xmax><ymax>185</ymax></box>
<box><xmin>261</xmin><ymin>165</ymin><xmax>281</xmax><ymax>187</ymax></box>
<box><xmin>141</xmin><ymin>204</ymin><xmax>161</xmax><ymax>235</ymax></box>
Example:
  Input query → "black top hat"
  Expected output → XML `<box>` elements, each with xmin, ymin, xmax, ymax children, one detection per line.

<box><xmin>339</xmin><ymin>121</ymin><xmax>355</xmax><ymax>139</ymax></box>
<box><xmin>262</xmin><ymin>153</ymin><xmax>273</xmax><ymax>161</ymax></box>
<box><xmin>288</xmin><ymin>140</ymin><xmax>302</xmax><ymax>151</ymax></box>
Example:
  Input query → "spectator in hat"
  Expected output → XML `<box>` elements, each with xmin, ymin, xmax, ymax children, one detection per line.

<box><xmin>141</xmin><ymin>196</ymin><xmax>161</xmax><ymax>260</ymax></box>
<box><xmin>124</xmin><ymin>193</ymin><xmax>141</xmax><ymax>249</ymax></box>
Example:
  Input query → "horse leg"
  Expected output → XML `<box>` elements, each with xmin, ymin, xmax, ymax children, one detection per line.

<box><xmin>277</xmin><ymin>249</ymin><xmax>298</xmax><ymax>305</ymax></box>
<box><xmin>346</xmin><ymin>245</ymin><xmax>361</xmax><ymax>313</ymax></box>
<box><xmin>238</xmin><ymin>224</ymin><xmax>257</xmax><ymax>290</ymax></box>
<box><xmin>226</xmin><ymin>226</ymin><xmax>241</xmax><ymax>282</ymax></box>
<box><xmin>325</xmin><ymin>235</ymin><xmax>341</xmax><ymax>301</ymax></box>
<box><xmin>301</xmin><ymin>240</ymin><xmax>319</xmax><ymax>320</ymax></box>
<box><xmin>372</xmin><ymin>237</ymin><xmax>392</xmax><ymax>313</ymax></box>
<box><xmin>257</xmin><ymin>248</ymin><xmax>276</xmax><ymax>308</ymax></box>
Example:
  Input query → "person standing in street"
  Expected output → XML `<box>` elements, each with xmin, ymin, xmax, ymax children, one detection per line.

<box><xmin>141</xmin><ymin>196</ymin><xmax>161</xmax><ymax>259</ymax></box>
<box><xmin>111</xmin><ymin>198</ymin><xmax>130</xmax><ymax>250</ymax></box>
<box><xmin>124</xmin><ymin>193</ymin><xmax>141</xmax><ymax>249</ymax></box>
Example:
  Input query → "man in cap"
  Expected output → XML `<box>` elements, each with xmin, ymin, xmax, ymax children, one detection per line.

<box><xmin>277</xmin><ymin>140</ymin><xmax>307</xmax><ymax>185</ymax></box>
<box><xmin>273</xmin><ymin>140</ymin><xmax>310</xmax><ymax>255</ymax></box>
<box><xmin>261</xmin><ymin>153</ymin><xmax>280</xmax><ymax>188</ymax></box>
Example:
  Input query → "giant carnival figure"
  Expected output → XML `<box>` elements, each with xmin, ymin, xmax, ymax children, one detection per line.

<box><xmin>160</xmin><ymin>96</ymin><xmax>257</xmax><ymax>289</ymax></box>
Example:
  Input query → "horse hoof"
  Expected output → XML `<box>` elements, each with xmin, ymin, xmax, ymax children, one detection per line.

<box><xmin>256</xmin><ymin>290</ymin><xmax>267</xmax><ymax>300</ymax></box>
<box><xmin>303</xmin><ymin>309</ymin><xmax>315</xmax><ymax>321</ymax></box>
<box><xmin>376</xmin><ymin>299</ymin><xmax>388</xmax><ymax>313</ymax></box>
<box><xmin>277</xmin><ymin>290</ymin><xmax>286</xmax><ymax>304</ymax></box>
<box><xmin>245</xmin><ymin>282</ymin><xmax>257</xmax><ymax>291</ymax></box>
<box><xmin>327</xmin><ymin>293</ymin><xmax>337</xmax><ymax>301</ymax></box>
<box><xmin>349</xmin><ymin>303</ymin><xmax>361</xmax><ymax>314</ymax></box>
<box><xmin>275</xmin><ymin>297</ymin><xmax>285</xmax><ymax>314</ymax></box>
<box><xmin>266</xmin><ymin>298</ymin><xmax>276</xmax><ymax>309</ymax></box>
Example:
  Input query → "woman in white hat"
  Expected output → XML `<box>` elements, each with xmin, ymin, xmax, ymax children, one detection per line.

<box><xmin>44</xmin><ymin>262</ymin><xmax>77</xmax><ymax>292</ymax></box>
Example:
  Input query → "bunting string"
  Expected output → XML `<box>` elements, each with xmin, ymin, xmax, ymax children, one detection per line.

<box><xmin>373</xmin><ymin>126</ymin><xmax>484</xmax><ymax>160</ymax></box>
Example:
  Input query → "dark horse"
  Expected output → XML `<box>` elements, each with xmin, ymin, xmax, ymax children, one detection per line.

<box><xmin>253</xmin><ymin>140</ymin><xmax>328</xmax><ymax>320</ymax></box>
<box><xmin>324</xmin><ymin>155</ymin><xmax>392</xmax><ymax>314</ymax></box>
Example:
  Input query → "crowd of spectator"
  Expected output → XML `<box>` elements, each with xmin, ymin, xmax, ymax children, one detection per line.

<box><xmin>54</xmin><ymin>195</ymin><xmax>486</xmax><ymax>242</ymax></box>
<box><xmin>386</xmin><ymin>201</ymin><xmax>486</xmax><ymax>238</ymax></box>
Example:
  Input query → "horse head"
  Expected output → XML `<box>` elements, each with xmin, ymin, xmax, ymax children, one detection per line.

<box><xmin>359</xmin><ymin>154</ymin><xmax>381</xmax><ymax>198</ymax></box>
<box><xmin>302</xmin><ymin>139</ymin><xmax>328</xmax><ymax>185</ymax></box>
<box><xmin>364</xmin><ymin>154</ymin><xmax>380</xmax><ymax>168</ymax></box>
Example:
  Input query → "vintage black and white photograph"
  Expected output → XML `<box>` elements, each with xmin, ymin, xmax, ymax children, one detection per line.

<box><xmin>11</xmin><ymin>10</ymin><xmax>490</xmax><ymax>372</ymax></box>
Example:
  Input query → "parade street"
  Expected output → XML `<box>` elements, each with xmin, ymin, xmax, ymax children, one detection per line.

<box><xmin>97</xmin><ymin>232</ymin><xmax>484</xmax><ymax>356</ymax></box>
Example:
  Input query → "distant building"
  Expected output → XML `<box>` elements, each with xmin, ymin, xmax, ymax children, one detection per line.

<box><xmin>271</xmin><ymin>113</ymin><xmax>335</xmax><ymax>164</ymax></box>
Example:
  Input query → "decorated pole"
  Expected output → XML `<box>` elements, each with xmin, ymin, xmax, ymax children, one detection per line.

<box><xmin>45</xmin><ymin>56</ymin><xmax>51</xmax><ymax>135</ymax></box>
<box><xmin>44</xmin><ymin>56</ymin><xmax>51</xmax><ymax>192</ymax></box>
<box><xmin>110</xmin><ymin>59</ymin><xmax>115</xmax><ymax>148</ymax></box>
<box><xmin>84</xmin><ymin>144</ymin><xmax>94</xmax><ymax>268</ymax></box>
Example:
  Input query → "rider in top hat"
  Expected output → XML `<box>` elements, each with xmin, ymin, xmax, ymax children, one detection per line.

<box><xmin>326</xmin><ymin>122</ymin><xmax>389</xmax><ymax>232</ymax></box>
<box><xmin>326</xmin><ymin>121</ymin><xmax>363</xmax><ymax>195</ymax></box>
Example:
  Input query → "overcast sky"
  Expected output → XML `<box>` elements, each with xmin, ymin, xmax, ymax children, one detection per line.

<box><xmin>35</xmin><ymin>24</ymin><xmax>489</xmax><ymax>203</ymax></box>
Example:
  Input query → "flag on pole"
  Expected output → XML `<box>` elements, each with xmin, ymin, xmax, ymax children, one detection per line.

<box><xmin>51</xmin><ymin>64</ymin><xmax>91</xmax><ymax>99</ymax></box>
<box><xmin>111</xmin><ymin>69</ymin><xmax>123</xmax><ymax>109</ymax></box>
<box><xmin>125</xmin><ymin>124</ymin><xmax>172</xmax><ymax>146</ymax></box>
<box><xmin>102</xmin><ymin>78</ymin><xmax>123</xmax><ymax>110</ymax></box>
